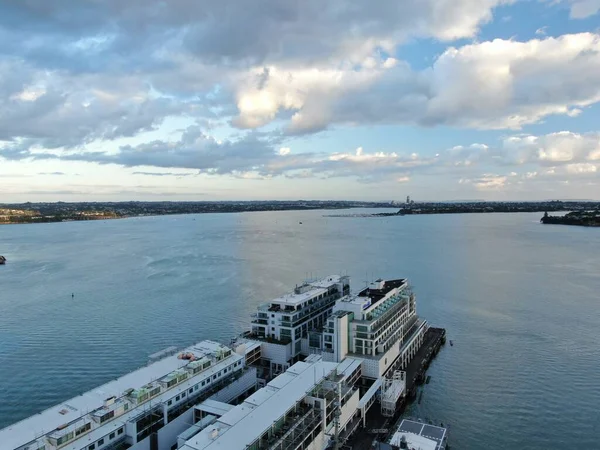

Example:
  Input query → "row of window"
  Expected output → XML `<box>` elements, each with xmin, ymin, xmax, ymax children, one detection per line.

<box><xmin>166</xmin><ymin>361</ymin><xmax>242</xmax><ymax>406</ymax></box>
<box><xmin>86</xmin><ymin>427</ymin><xmax>124</xmax><ymax>450</ymax></box>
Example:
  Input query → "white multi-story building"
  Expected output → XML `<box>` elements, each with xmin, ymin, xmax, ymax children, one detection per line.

<box><xmin>179</xmin><ymin>355</ymin><xmax>369</xmax><ymax>450</ymax></box>
<box><xmin>244</xmin><ymin>276</ymin><xmax>350</xmax><ymax>375</ymax></box>
<box><xmin>0</xmin><ymin>341</ymin><xmax>255</xmax><ymax>450</ymax></box>
<box><xmin>320</xmin><ymin>279</ymin><xmax>428</xmax><ymax>379</ymax></box>
<box><xmin>2</xmin><ymin>275</ymin><xmax>436</xmax><ymax>450</ymax></box>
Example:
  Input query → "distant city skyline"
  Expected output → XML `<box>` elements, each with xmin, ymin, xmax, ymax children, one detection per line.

<box><xmin>1</xmin><ymin>1</ymin><xmax>600</xmax><ymax>202</ymax></box>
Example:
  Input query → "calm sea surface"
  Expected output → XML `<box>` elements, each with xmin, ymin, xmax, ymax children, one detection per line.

<box><xmin>1</xmin><ymin>209</ymin><xmax>599</xmax><ymax>449</ymax></box>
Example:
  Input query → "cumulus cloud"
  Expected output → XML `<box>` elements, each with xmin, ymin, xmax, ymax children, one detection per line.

<box><xmin>0</xmin><ymin>0</ymin><xmax>506</xmax><ymax>69</ymax></box>
<box><xmin>473</xmin><ymin>174</ymin><xmax>508</xmax><ymax>190</ymax></box>
<box><xmin>234</xmin><ymin>33</ymin><xmax>600</xmax><ymax>132</ymax></box>
<box><xmin>0</xmin><ymin>0</ymin><xmax>599</xmax><ymax>165</ymax></box>
<box><xmin>0</xmin><ymin>0</ymin><xmax>520</xmax><ymax>154</ymax></box>
<box><xmin>1</xmin><ymin>0</ymin><xmax>599</xmax><ymax>198</ymax></box>
<box><xmin>2</xmin><ymin>127</ymin><xmax>599</xmax><ymax>188</ymax></box>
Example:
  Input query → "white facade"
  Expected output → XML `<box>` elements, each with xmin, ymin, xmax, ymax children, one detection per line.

<box><xmin>321</xmin><ymin>278</ymin><xmax>428</xmax><ymax>379</ymax></box>
<box><xmin>0</xmin><ymin>341</ymin><xmax>248</xmax><ymax>450</ymax></box>
<box><xmin>180</xmin><ymin>356</ymin><xmax>363</xmax><ymax>450</ymax></box>
<box><xmin>245</xmin><ymin>275</ymin><xmax>350</xmax><ymax>372</ymax></box>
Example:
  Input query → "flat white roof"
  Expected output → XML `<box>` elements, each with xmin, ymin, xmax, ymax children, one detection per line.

<box><xmin>269</xmin><ymin>275</ymin><xmax>342</xmax><ymax>306</ymax></box>
<box><xmin>307</xmin><ymin>275</ymin><xmax>345</xmax><ymax>289</ymax></box>
<box><xmin>336</xmin><ymin>294</ymin><xmax>369</xmax><ymax>307</ymax></box>
<box><xmin>334</xmin><ymin>357</ymin><xmax>362</xmax><ymax>378</ymax></box>
<box><xmin>0</xmin><ymin>340</ymin><xmax>239</xmax><ymax>450</ymax></box>
<box><xmin>195</xmin><ymin>399</ymin><xmax>235</xmax><ymax>417</ymax></box>
<box><xmin>182</xmin><ymin>358</ymin><xmax>339</xmax><ymax>450</ymax></box>
<box><xmin>270</xmin><ymin>286</ymin><xmax>328</xmax><ymax>306</ymax></box>
<box><xmin>178</xmin><ymin>415</ymin><xmax>217</xmax><ymax>442</ymax></box>
<box><xmin>390</xmin><ymin>432</ymin><xmax>437</xmax><ymax>450</ymax></box>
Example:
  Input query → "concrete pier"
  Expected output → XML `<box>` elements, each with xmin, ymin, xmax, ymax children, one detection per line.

<box><xmin>346</xmin><ymin>327</ymin><xmax>446</xmax><ymax>449</ymax></box>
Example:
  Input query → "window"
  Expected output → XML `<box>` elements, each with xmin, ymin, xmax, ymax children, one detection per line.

<box><xmin>189</xmin><ymin>388</ymin><xmax>193</xmax><ymax>394</ymax></box>
<box><xmin>89</xmin><ymin>445</ymin><xmax>95</xmax><ymax>450</ymax></box>
<box><xmin>109</xmin><ymin>432</ymin><xmax>115</xmax><ymax>440</ymax></box>
<box><xmin>176</xmin><ymin>395</ymin><xmax>180</xmax><ymax>401</ymax></box>
<box><xmin>98</xmin><ymin>439</ymin><xmax>104</xmax><ymax>446</ymax></box>
<box><xmin>168</xmin><ymin>400</ymin><xmax>172</xmax><ymax>406</ymax></box>
<box><xmin>99</xmin><ymin>410</ymin><xmax>115</xmax><ymax>423</ymax></box>
<box><xmin>118</xmin><ymin>428</ymin><xmax>124</xmax><ymax>435</ymax></box>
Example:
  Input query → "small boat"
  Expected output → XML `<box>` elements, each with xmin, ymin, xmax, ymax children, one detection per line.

<box><xmin>299</xmin><ymin>222</ymin><xmax>303</xmax><ymax>224</ymax></box>
<box><xmin>0</xmin><ymin>256</ymin><xmax>6</xmax><ymax>265</ymax></box>
<box><xmin>449</xmin><ymin>340</ymin><xmax>453</xmax><ymax>346</ymax></box>
<box><xmin>426</xmin><ymin>375</ymin><xmax>431</xmax><ymax>384</ymax></box>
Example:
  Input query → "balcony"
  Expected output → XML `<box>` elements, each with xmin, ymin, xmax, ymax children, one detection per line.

<box><xmin>242</xmin><ymin>331</ymin><xmax>292</xmax><ymax>345</ymax></box>
<box><xmin>263</xmin><ymin>406</ymin><xmax>322</xmax><ymax>450</ymax></box>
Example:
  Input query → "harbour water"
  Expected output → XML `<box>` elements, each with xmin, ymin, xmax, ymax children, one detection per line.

<box><xmin>1</xmin><ymin>209</ymin><xmax>599</xmax><ymax>449</ymax></box>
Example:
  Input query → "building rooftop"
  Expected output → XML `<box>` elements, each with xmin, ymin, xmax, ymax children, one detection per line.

<box><xmin>181</xmin><ymin>358</ymin><xmax>339</xmax><ymax>450</ymax></box>
<box><xmin>195</xmin><ymin>399</ymin><xmax>235</xmax><ymax>418</ymax></box>
<box><xmin>267</xmin><ymin>275</ymin><xmax>344</xmax><ymax>307</ymax></box>
<box><xmin>0</xmin><ymin>340</ymin><xmax>240</xmax><ymax>450</ymax></box>
<box><xmin>357</xmin><ymin>279</ymin><xmax>406</xmax><ymax>304</ymax></box>
<box><xmin>389</xmin><ymin>419</ymin><xmax>448</xmax><ymax>450</ymax></box>
<box><xmin>333</xmin><ymin>278</ymin><xmax>408</xmax><ymax>316</ymax></box>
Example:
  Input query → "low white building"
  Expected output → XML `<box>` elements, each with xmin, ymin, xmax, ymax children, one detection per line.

<box><xmin>179</xmin><ymin>355</ymin><xmax>366</xmax><ymax>450</ymax></box>
<box><xmin>0</xmin><ymin>341</ymin><xmax>253</xmax><ymax>450</ymax></box>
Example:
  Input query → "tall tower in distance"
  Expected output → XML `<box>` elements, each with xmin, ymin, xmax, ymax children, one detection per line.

<box><xmin>406</xmin><ymin>195</ymin><xmax>410</xmax><ymax>204</ymax></box>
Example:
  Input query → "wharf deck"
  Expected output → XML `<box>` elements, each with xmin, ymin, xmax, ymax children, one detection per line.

<box><xmin>345</xmin><ymin>327</ymin><xmax>446</xmax><ymax>449</ymax></box>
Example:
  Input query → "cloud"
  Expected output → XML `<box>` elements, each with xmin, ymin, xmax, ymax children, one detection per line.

<box><xmin>566</xmin><ymin>163</ymin><xmax>598</xmax><ymax>173</ymax></box>
<box><xmin>565</xmin><ymin>0</ymin><xmax>600</xmax><ymax>18</ymax></box>
<box><xmin>132</xmin><ymin>171</ymin><xmax>196</xmax><ymax>177</ymax></box>
<box><xmin>0</xmin><ymin>1</ymin><xmax>507</xmax><ymax>69</ymax></box>
<box><xmin>3</xmin><ymin>128</ymin><xmax>599</xmax><ymax>187</ymax></box>
<box><xmin>1</xmin><ymin>0</ymin><xmax>599</xmax><ymax>164</ymax></box>
<box><xmin>233</xmin><ymin>33</ymin><xmax>600</xmax><ymax>132</ymax></box>
<box><xmin>474</xmin><ymin>174</ymin><xmax>508</xmax><ymax>190</ymax></box>
<box><xmin>502</xmin><ymin>131</ymin><xmax>600</xmax><ymax>165</ymax></box>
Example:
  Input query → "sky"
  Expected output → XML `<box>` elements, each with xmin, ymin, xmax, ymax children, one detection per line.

<box><xmin>1</xmin><ymin>0</ymin><xmax>600</xmax><ymax>202</ymax></box>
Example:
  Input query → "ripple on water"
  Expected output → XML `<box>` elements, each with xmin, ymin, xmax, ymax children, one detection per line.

<box><xmin>1</xmin><ymin>211</ymin><xmax>599</xmax><ymax>450</ymax></box>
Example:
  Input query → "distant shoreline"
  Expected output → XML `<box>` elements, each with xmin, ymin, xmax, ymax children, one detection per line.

<box><xmin>2</xmin><ymin>200</ymin><xmax>599</xmax><ymax>226</ymax></box>
<box><xmin>326</xmin><ymin>201</ymin><xmax>600</xmax><ymax>218</ymax></box>
<box><xmin>540</xmin><ymin>211</ymin><xmax>600</xmax><ymax>227</ymax></box>
<box><xmin>0</xmin><ymin>201</ymin><xmax>392</xmax><ymax>226</ymax></box>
